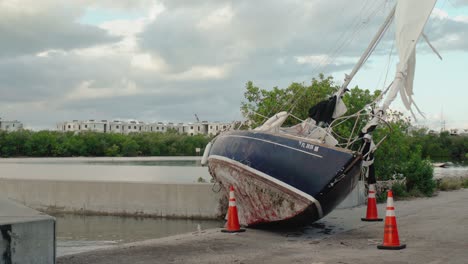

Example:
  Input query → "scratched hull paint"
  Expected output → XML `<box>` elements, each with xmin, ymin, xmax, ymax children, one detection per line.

<box><xmin>207</xmin><ymin>130</ymin><xmax>362</xmax><ymax>226</ymax></box>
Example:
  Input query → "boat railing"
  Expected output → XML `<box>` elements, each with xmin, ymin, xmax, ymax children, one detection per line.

<box><xmin>328</xmin><ymin>112</ymin><xmax>392</xmax><ymax>151</ymax></box>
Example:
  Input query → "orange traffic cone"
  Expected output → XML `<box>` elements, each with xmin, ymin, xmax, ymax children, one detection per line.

<box><xmin>377</xmin><ymin>190</ymin><xmax>406</xmax><ymax>250</ymax></box>
<box><xmin>361</xmin><ymin>184</ymin><xmax>383</xmax><ymax>222</ymax></box>
<box><xmin>221</xmin><ymin>186</ymin><xmax>245</xmax><ymax>233</ymax></box>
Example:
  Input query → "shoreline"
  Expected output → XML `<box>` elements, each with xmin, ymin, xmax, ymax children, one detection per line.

<box><xmin>0</xmin><ymin>156</ymin><xmax>202</xmax><ymax>163</ymax></box>
<box><xmin>57</xmin><ymin>189</ymin><xmax>468</xmax><ymax>264</ymax></box>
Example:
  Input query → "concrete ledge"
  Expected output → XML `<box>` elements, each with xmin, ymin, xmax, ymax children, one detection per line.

<box><xmin>0</xmin><ymin>197</ymin><xmax>55</xmax><ymax>264</ymax></box>
<box><xmin>0</xmin><ymin>178</ymin><xmax>362</xmax><ymax>221</ymax></box>
<box><xmin>0</xmin><ymin>179</ymin><xmax>224</xmax><ymax>219</ymax></box>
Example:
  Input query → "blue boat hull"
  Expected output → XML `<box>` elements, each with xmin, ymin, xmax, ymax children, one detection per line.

<box><xmin>207</xmin><ymin>130</ymin><xmax>362</xmax><ymax>226</ymax></box>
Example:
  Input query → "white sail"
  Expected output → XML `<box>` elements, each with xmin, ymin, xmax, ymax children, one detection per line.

<box><xmin>382</xmin><ymin>0</ymin><xmax>437</xmax><ymax>114</ymax></box>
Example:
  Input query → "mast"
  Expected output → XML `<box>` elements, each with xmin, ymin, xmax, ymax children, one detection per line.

<box><xmin>337</xmin><ymin>5</ymin><xmax>396</xmax><ymax>96</ymax></box>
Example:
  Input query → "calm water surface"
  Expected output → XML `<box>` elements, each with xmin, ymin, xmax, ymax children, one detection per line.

<box><xmin>433</xmin><ymin>161</ymin><xmax>468</xmax><ymax>179</ymax></box>
<box><xmin>53</xmin><ymin>214</ymin><xmax>223</xmax><ymax>257</ymax></box>
<box><xmin>0</xmin><ymin>157</ymin><xmax>212</xmax><ymax>183</ymax></box>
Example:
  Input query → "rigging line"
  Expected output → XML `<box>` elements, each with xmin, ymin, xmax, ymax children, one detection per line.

<box><xmin>287</xmin><ymin>1</ymin><xmax>386</xmax><ymax>113</ymax></box>
<box><xmin>382</xmin><ymin>38</ymin><xmax>395</xmax><ymax>90</ymax></box>
<box><xmin>323</xmin><ymin>0</ymin><xmax>386</xmax><ymax>69</ymax></box>
<box><xmin>302</xmin><ymin>0</ymin><xmax>385</xmax><ymax>82</ymax></box>
<box><xmin>291</xmin><ymin>0</ymin><xmax>388</xmax><ymax>112</ymax></box>
<box><xmin>325</xmin><ymin>0</ymin><xmax>381</xmax><ymax>61</ymax></box>
<box><xmin>316</xmin><ymin>0</ymin><xmax>387</xmax><ymax>78</ymax></box>
<box><xmin>372</xmin><ymin>30</ymin><xmax>395</xmax><ymax>91</ymax></box>
<box><xmin>267</xmin><ymin>0</ymin><xmax>388</xmax><ymax>120</ymax></box>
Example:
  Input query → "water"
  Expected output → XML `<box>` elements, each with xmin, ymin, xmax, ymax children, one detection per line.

<box><xmin>0</xmin><ymin>157</ymin><xmax>212</xmax><ymax>183</ymax></box>
<box><xmin>433</xmin><ymin>161</ymin><xmax>468</xmax><ymax>179</ymax></box>
<box><xmin>0</xmin><ymin>157</ymin><xmax>219</xmax><ymax>256</ymax></box>
<box><xmin>54</xmin><ymin>214</ymin><xmax>222</xmax><ymax>257</ymax></box>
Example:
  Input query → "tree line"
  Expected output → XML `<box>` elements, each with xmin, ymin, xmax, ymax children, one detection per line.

<box><xmin>0</xmin><ymin>130</ymin><xmax>211</xmax><ymax>157</ymax></box>
<box><xmin>241</xmin><ymin>74</ymin><xmax>468</xmax><ymax>197</ymax></box>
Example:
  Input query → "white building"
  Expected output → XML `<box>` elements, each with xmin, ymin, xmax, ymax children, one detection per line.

<box><xmin>81</xmin><ymin>120</ymin><xmax>108</xmax><ymax>133</ymax></box>
<box><xmin>122</xmin><ymin>121</ymin><xmax>145</xmax><ymax>134</ymax></box>
<box><xmin>108</xmin><ymin>120</ymin><xmax>124</xmax><ymax>133</ymax></box>
<box><xmin>145</xmin><ymin>122</ymin><xmax>168</xmax><ymax>133</ymax></box>
<box><xmin>0</xmin><ymin>118</ymin><xmax>23</xmax><ymax>132</ymax></box>
<box><xmin>56</xmin><ymin>120</ymin><xmax>80</xmax><ymax>132</ymax></box>
<box><xmin>207</xmin><ymin>122</ymin><xmax>229</xmax><ymax>136</ymax></box>
<box><xmin>57</xmin><ymin>120</ymin><xmax>108</xmax><ymax>133</ymax></box>
<box><xmin>56</xmin><ymin>119</ymin><xmax>232</xmax><ymax>136</ymax></box>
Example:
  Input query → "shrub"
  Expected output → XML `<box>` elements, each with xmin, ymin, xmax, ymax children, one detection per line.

<box><xmin>408</xmin><ymin>187</ymin><xmax>425</xmax><ymax>197</ymax></box>
<box><xmin>197</xmin><ymin>177</ymin><xmax>207</xmax><ymax>183</ymax></box>
<box><xmin>391</xmin><ymin>182</ymin><xmax>409</xmax><ymax>199</ymax></box>
<box><xmin>376</xmin><ymin>191</ymin><xmax>387</xmax><ymax>203</ymax></box>
<box><xmin>403</xmin><ymin>148</ymin><xmax>435</xmax><ymax>196</ymax></box>
<box><xmin>463</xmin><ymin>177</ymin><xmax>468</xmax><ymax>188</ymax></box>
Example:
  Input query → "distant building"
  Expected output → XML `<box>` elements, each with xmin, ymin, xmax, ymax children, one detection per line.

<box><xmin>57</xmin><ymin>120</ymin><xmax>108</xmax><ymax>133</ymax></box>
<box><xmin>460</xmin><ymin>129</ymin><xmax>468</xmax><ymax>136</ymax></box>
<box><xmin>0</xmin><ymin>118</ymin><xmax>23</xmax><ymax>132</ymax></box>
<box><xmin>56</xmin><ymin>119</ymin><xmax>232</xmax><ymax>136</ymax></box>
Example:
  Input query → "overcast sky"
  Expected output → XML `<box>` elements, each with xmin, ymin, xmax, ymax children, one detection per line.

<box><xmin>1</xmin><ymin>0</ymin><xmax>467</xmax><ymax>130</ymax></box>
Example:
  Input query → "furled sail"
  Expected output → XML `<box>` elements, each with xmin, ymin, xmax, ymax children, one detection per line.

<box><xmin>381</xmin><ymin>0</ymin><xmax>437</xmax><ymax>115</ymax></box>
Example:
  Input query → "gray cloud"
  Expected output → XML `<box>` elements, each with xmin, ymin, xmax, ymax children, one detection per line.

<box><xmin>141</xmin><ymin>0</ymin><xmax>392</xmax><ymax>73</ymax></box>
<box><xmin>1</xmin><ymin>0</ymin><xmax>467</xmax><ymax>130</ymax></box>
<box><xmin>0</xmin><ymin>4</ymin><xmax>119</xmax><ymax>57</ymax></box>
<box><xmin>453</xmin><ymin>0</ymin><xmax>468</xmax><ymax>6</ymax></box>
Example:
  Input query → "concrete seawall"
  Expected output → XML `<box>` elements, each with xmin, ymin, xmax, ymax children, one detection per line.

<box><xmin>0</xmin><ymin>179</ymin><xmax>224</xmax><ymax>219</ymax></box>
<box><xmin>0</xmin><ymin>178</ymin><xmax>363</xmax><ymax>220</ymax></box>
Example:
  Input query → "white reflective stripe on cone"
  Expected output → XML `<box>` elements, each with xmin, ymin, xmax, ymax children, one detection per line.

<box><xmin>368</xmin><ymin>184</ymin><xmax>376</xmax><ymax>198</ymax></box>
<box><xmin>387</xmin><ymin>197</ymin><xmax>394</xmax><ymax>207</ymax></box>
<box><xmin>229</xmin><ymin>191</ymin><xmax>235</xmax><ymax>199</ymax></box>
<box><xmin>229</xmin><ymin>201</ymin><xmax>236</xmax><ymax>206</ymax></box>
<box><xmin>386</xmin><ymin>207</ymin><xmax>395</xmax><ymax>217</ymax></box>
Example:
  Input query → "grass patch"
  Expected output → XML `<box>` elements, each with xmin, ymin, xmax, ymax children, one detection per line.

<box><xmin>438</xmin><ymin>177</ymin><xmax>465</xmax><ymax>191</ymax></box>
<box><xmin>408</xmin><ymin>187</ymin><xmax>425</xmax><ymax>197</ymax></box>
<box><xmin>463</xmin><ymin>177</ymin><xmax>468</xmax><ymax>188</ymax></box>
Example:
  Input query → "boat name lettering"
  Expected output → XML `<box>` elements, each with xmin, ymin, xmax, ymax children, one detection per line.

<box><xmin>298</xmin><ymin>141</ymin><xmax>319</xmax><ymax>152</ymax></box>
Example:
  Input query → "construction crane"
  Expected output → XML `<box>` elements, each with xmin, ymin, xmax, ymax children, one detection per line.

<box><xmin>194</xmin><ymin>114</ymin><xmax>200</xmax><ymax>122</ymax></box>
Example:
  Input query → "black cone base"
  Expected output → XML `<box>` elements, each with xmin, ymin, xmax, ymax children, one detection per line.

<box><xmin>361</xmin><ymin>218</ymin><xmax>383</xmax><ymax>222</ymax></box>
<box><xmin>221</xmin><ymin>228</ymin><xmax>246</xmax><ymax>233</ymax></box>
<box><xmin>377</xmin><ymin>244</ymin><xmax>406</xmax><ymax>250</ymax></box>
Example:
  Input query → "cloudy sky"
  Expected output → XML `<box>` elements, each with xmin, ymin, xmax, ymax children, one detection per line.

<box><xmin>1</xmin><ymin>0</ymin><xmax>467</xmax><ymax>130</ymax></box>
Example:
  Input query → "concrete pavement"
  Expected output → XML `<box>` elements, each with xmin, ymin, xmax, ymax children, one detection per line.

<box><xmin>58</xmin><ymin>189</ymin><xmax>468</xmax><ymax>264</ymax></box>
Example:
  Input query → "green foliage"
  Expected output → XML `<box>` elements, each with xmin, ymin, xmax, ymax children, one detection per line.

<box><xmin>376</xmin><ymin>191</ymin><xmax>387</xmax><ymax>203</ymax></box>
<box><xmin>403</xmin><ymin>147</ymin><xmax>436</xmax><ymax>196</ymax></box>
<box><xmin>240</xmin><ymin>74</ymin><xmax>438</xmax><ymax>198</ymax></box>
<box><xmin>241</xmin><ymin>75</ymin><xmax>381</xmax><ymax>141</ymax></box>
<box><xmin>197</xmin><ymin>177</ymin><xmax>207</xmax><ymax>183</ymax></box>
<box><xmin>410</xmin><ymin>129</ymin><xmax>468</xmax><ymax>160</ymax></box>
<box><xmin>373</xmin><ymin>111</ymin><xmax>412</xmax><ymax>181</ymax></box>
<box><xmin>463</xmin><ymin>178</ymin><xmax>468</xmax><ymax>188</ymax></box>
<box><xmin>408</xmin><ymin>187</ymin><xmax>425</xmax><ymax>197</ymax></box>
<box><xmin>333</xmin><ymin>87</ymin><xmax>381</xmax><ymax>142</ymax></box>
<box><xmin>0</xmin><ymin>131</ymin><xmax>211</xmax><ymax>157</ymax></box>
<box><xmin>391</xmin><ymin>182</ymin><xmax>409</xmax><ymax>199</ymax></box>
<box><xmin>241</xmin><ymin>74</ymin><xmax>339</xmax><ymax>128</ymax></box>
<box><xmin>105</xmin><ymin>144</ymin><xmax>120</xmax><ymax>157</ymax></box>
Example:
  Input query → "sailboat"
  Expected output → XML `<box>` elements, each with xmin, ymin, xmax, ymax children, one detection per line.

<box><xmin>202</xmin><ymin>0</ymin><xmax>439</xmax><ymax>226</ymax></box>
